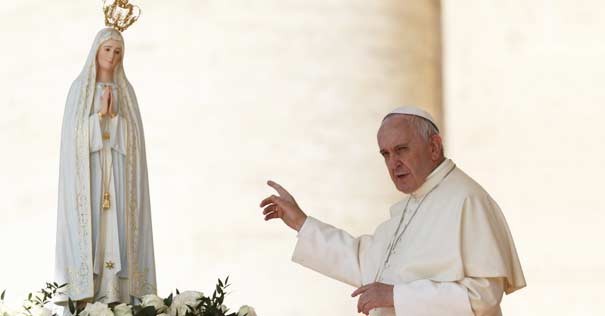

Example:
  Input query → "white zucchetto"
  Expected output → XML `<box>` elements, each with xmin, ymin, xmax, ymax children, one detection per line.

<box><xmin>384</xmin><ymin>106</ymin><xmax>439</xmax><ymax>132</ymax></box>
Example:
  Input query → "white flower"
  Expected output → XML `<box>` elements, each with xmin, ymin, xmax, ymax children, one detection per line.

<box><xmin>0</xmin><ymin>302</ymin><xmax>14</xmax><ymax>316</ymax></box>
<box><xmin>29</xmin><ymin>306</ymin><xmax>52</xmax><ymax>316</ymax></box>
<box><xmin>113</xmin><ymin>304</ymin><xmax>132</xmax><ymax>316</ymax></box>
<box><xmin>0</xmin><ymin>303</ymin><xmax>8</xmax><ymax>316</ymax></box>
<box><xmin>82</xmin><ymin>302</ymin><xmax>114</xmax><ymax>316</ymax></box>
<box><xmin>237</xmin><ymin>305</ymin><xmax>256</xmax><ymax>316</ymax></box>
<box><xmin>141</xmin><ymin>294</ymin><xmax>167</xmax><ymax>313</ymax></box>
<box><xmin>2</xmin><ymin>303</ymin><xmax>27</xmax><ymax>316</ymax></box>
<box><xmin>168</xmin><ymin>291</ymin><xmax>203</xmax><ymax>316</ymax></box>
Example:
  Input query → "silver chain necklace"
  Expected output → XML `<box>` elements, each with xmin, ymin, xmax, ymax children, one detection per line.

<box><xmin>373</xmin><ymin>167</ymin><xmax>455</xmax><ymax>282</ymax></box>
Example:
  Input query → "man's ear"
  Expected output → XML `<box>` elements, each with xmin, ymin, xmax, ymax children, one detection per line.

<box><xmin>429</xmin><ymin>134</ymin><xmax>443</xmax><ymax>161</ymax></box>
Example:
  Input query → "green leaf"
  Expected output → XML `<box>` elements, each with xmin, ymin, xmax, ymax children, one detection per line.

<box><xmin>163</xmin><ymin>293</ymin><xmax>173</xmax><ymax>307</ymax></box>
<box><xmin>1</xmin><ymin>289</ymin><xmax>5</xmax><ymax>300</ymax></box>
<box><xmin>195</xmin><ymin>301</ymin><xmax>203</xmax><ymax>310</ymax></box>
<box><xmin>68</xmin><ymin>298</ymin><xmax>76</xmax><ymax>314</ymax></box>
<box><xmin>135</xmin><ymin>305</ymin><xmax>155</xmax><ymax>316</ymax></box>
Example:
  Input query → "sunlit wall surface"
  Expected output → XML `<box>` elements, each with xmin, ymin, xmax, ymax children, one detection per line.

<box><xmin>442</xmin><ymin>1</ymin><xmax>605</xmax><ymax>315</ymax></box>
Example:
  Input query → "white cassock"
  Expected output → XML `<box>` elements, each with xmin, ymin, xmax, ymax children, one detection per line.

<box><xmin>55</xmin><ymin>28</ymin><xmax>156</xmax><ymax>304</ymax></box>
<box><xmin>292</xmin><ymin>159</ymin><xmax>526</xmax><ymax>316</ymax></box>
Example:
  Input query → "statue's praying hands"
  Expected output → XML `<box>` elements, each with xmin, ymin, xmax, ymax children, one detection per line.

<box><xmin>99</xmin><ymin>86</ymin><xmax>115</xmax><ymax>117</ymax></box>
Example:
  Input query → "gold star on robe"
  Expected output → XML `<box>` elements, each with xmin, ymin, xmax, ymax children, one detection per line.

<box><xmin>105</xmin><ymin>261</ymin><xmax>115</xmax><ymax>270</ymax></box>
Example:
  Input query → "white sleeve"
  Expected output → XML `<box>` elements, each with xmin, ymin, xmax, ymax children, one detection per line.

<box><xmin>107</xmin><ymin>114</ymin><xmax>127</xmax><ymax>155</ymax></box>
<box><xmin>393</xmin><ymin>277</ymin><xmax>503</xmax><ymax>316</ymax></box>
<box><xmin>291</xmin><ymin>216</ymin><xmax>373</xmax><ymax>288</ymax></box>
<box><xmin>89</xmin><ymin>113</ymin><xmax>103</xmax><ymax>152</ymax></box>
<box><xmin>88</xmin><ymin>113</ymin><xmax>126</xmax><ymax>155</ymax></box>
<box><xmin>460</xmin><ymin>277</ymin><xmax>504</xmax><ymax>316</ymax></box>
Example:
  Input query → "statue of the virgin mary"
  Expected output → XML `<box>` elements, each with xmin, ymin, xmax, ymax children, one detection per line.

<box><xmin>55</xmin><ymin>1</ymin><xmax>156</xmax><ymax>304</ymax></box>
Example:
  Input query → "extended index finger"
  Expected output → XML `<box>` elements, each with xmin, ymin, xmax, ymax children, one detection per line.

<box><xmin>267</xmin><ymin>180</ymin><xmax>293</xmax><ymax>199</ymax></box>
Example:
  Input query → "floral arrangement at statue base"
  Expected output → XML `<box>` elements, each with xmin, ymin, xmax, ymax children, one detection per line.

<box><xmin>0</xmin><ymin>278</ymin><xmax>256</xmax><ymax>316</ymax></box>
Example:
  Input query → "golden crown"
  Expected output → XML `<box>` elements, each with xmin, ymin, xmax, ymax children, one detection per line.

<box><xmin>103</xmin><ymin>0</ymin><xmax>141</xmax><ymax>32</ymax></box>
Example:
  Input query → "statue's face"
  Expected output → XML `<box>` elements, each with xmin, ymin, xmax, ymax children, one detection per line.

<box><xmin>96</xmin><ymin>39</ymin><xmax>123</xmax><ymax>73</ymax></box>
<box><xmin>377</xmin><ymin>115</ymin><xmax>442</xmax><ymax>194</ymax></box>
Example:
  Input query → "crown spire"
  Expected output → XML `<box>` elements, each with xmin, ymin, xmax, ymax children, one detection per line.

<box><xmin>103</xmin><ymin>0</ymin><xmax>141</xmax><ymax>32</ymax></box>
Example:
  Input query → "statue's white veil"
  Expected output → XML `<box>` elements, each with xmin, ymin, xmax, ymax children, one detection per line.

<box><xmin>55</xmin><ymin>28</ymin><xmax>156</xmax><ymax>302</ymax></box>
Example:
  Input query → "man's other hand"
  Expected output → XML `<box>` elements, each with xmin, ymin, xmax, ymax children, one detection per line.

<box><xmin>351</xmin><ymin>282</ymin><xmax>395</xmax><ymax>315</ymax></box>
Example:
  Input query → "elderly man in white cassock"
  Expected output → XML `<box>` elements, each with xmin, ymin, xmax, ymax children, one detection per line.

<box><xmin>260</xmin><ymin>106</ymin><xmax>526</xmax><ymax>316</ymax></box>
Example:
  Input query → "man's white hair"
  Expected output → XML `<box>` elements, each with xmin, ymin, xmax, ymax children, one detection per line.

<box><xmin>383</xmin><ymin>113</ymin><xmax>440</xmax><ymax>142</ymax></box>
<box><xmin>408</xmin><ymin>115</ymin><xmax>440</xmax><ymax>142</ymax></box>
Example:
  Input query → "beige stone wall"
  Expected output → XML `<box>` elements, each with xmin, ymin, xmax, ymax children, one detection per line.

<box><xmin>442</xmin><ymin>1</ymin><xmax>605</xmax><ymax>315</ymax></box>
<box><xmin>0</xmin><ymin>1</ymin><xmax>442</xmax><ymax>315</ymax></box>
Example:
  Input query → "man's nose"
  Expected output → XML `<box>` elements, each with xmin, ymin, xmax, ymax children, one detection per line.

<box><xmin>387</xmin><ymin>157</ymin><xmax>400</xmax><ymax>169</ymax></box>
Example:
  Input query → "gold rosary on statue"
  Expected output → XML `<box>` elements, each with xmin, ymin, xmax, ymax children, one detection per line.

<box><xmin>101</xmin><ymin>111</ymin><xmax>113</xmax><ymax>210</ymax></box>
<box><xmin>99</xmin><ymin>105</ymin><xmax>115</xmax><ymax>210</ymax></box>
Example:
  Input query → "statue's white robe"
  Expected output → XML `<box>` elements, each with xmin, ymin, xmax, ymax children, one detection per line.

<box><xmin>292</xmin><ymin>159</ymin><xmax>526</xmax><ymax>316</ymax></box>
<box><xmin>55</xmin><ymin>28</ymin><xmax>156</xmax><ymax>304</ymax></box>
